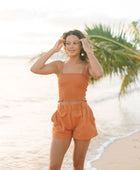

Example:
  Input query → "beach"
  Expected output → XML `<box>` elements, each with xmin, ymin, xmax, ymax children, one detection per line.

<box><xmin>0</xmin><ymin>1</ymin><xmax>140</xmax><ymax>169</ymax></box>
<box><xmin>0</xmin><ymin>57</ymin><xmax>140</xmax><ymax>170</ymax></box>
<box><xmin>93</xmin><ymin>131</ymin><xmax>140</xmax><ymax>170</ymax></box>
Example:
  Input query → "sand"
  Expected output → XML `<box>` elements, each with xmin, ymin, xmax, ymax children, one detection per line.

<box><xmin>92</xmin><ymin>131</ymin><xmax>140</xmax><ymax>170</ymax></box>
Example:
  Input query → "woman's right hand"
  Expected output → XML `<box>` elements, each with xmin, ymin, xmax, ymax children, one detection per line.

<box><xmin>52</xmin><ymin>39</ymin><xmax>65</xmax><ymax>53</ymax></box>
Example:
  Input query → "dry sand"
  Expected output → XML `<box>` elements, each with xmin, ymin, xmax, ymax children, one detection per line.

<box><xmin>92</xmin><ymin>131</ymin><xmax>140</xmax><ymax>170</ymax></box>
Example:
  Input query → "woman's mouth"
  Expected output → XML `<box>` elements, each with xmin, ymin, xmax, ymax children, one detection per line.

<box><xmin>69</xmin><ymin>50</ymin><xmax>75</xmax><ymax>53</ymax></box>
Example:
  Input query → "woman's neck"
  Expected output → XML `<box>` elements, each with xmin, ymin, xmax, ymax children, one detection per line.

<box><xmin>67</xmin><ymin>56</ymin><xmax>83</xmax><ymax>64</ymax></box>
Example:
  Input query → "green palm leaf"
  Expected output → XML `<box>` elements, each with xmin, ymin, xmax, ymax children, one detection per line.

<box><xmin>85</xmin><ymin>21</ymin><xmax>140</xmax><ymax>97</ymax></box>
<box><xmin>127</xmin><ymin>20</ymin><xmax>140</xmax><ymax>50</ymax></box>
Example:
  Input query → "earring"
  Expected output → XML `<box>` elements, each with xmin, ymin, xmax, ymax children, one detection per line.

<box><xmin>81</xmin><ymin>53</ymin><xmax>85</xmax><ymax>56</ymax></box>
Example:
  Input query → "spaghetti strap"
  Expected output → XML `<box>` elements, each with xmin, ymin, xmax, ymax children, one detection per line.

<box><xmin>82</xmin><ymin>65</ymin><xmax>86</xmax><ymax>74</ymax></box>
<box><xmin>61</xmin><ymin>61</ymin><xmax>64</xmax><ymax>74</ymax></box>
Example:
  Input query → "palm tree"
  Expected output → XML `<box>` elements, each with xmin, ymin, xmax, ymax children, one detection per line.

<box><xmin>85</xmin><ymin>20</ymin><xmax>140</xmax><ymax>97</ymax></box>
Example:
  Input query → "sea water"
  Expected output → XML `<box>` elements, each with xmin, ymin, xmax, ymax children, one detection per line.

<box><xmin>0</xmin><ymin>57</ymin><xmax>140</xmax><ymax>170</ymax></box>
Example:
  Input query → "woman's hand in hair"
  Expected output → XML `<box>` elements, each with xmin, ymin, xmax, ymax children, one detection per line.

<box><xmin>80</xmin><ymin>38</ymin><xmax>92</xmax><ymax>54</ymax></box>
<box><xmin>52</xmin><ymin>39</ymin><xmax>65</xmax><ymax>53</ymax></box>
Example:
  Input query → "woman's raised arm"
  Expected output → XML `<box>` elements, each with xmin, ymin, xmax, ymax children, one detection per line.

<box><xmin>30</xmin><ymin>39</ymin><xmax>64</xmax><ymax>75</ymax></box>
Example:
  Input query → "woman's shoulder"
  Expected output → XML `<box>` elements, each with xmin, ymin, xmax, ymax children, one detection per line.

<box><xmin>52</xmin><ymin>60</ymin><xmax>64</xmax><ymax>67</ymax></box>
<box><xmin>82</xmin><ymin>61</ymin><xmax>89</xmax><ymax>68</ymax></box>
<box><xmin>53</xmin><ymin>60</ymin><xmax>64</xmax><ymax>75</ymax></box>
<box><xmin>83</xmin><ymin>61</ymin><xmax>90</xmax><ymax>68</ymax></box>
<box><xmin>82</xmin><ymin>62</ymin><xmax>91</xmax><ymax>78</ymax></box>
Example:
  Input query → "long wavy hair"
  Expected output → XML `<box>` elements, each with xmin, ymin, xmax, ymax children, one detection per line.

<box><xmin>62</xmin><ymin>30</ymin><xmax>89</xmax><ymax>62</ymax></box>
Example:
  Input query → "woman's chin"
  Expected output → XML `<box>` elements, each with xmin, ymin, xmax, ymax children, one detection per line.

<box><xmin>68</xmin><ymin>53</ymin><xmax>79</xmax><ymax>58</ymax></box>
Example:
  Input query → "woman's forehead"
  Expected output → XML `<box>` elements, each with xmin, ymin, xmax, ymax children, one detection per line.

<box><xmin>66</xmin><ymin>35</ymin><xmax>80</xmax><ymax>41</ymax></box>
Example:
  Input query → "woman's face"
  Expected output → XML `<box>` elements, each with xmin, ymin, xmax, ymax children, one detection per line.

<box><xmin>65</xmin><ymin>35</ymin><xmax>82</xmax><ymax>57</ymax></box>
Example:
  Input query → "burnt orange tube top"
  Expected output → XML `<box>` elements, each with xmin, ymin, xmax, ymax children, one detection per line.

<box><xmin>58</xmin><ymin>62</ymin><xmax>90</xmax><ymax>102</ymax></box>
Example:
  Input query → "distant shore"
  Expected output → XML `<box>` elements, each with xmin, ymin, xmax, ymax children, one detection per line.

<box><xmin>92</xmin><ymin>131</ymin><xmax>140</xmax><ymax>170</ymax></box>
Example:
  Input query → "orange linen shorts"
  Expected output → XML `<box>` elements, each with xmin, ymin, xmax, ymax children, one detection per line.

<box><xmin>51</xmin><ymin>102</ymin><xmax>98</xmax><ymax>140</ymax></box>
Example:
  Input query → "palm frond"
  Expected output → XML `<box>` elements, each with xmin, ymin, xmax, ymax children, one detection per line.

<box><xmin>119</xmin><ymin>64</ymin><xmax>140</xmax><ymax>97</ymax></box>
<box><xmin>85</xmin><ymin>23</ymin><xmax>140</xmax><ymax>97</ymax></box>
<box><xmin>127</xmin><ymin>19</ymin><xmax>140</xmax><ymax>50</ymax></box>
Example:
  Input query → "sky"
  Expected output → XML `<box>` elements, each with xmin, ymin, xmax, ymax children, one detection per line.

<box><xmin>0</xmin><ymin>0</ymin><xmax>140</xmax><ymax>57</ymax></box>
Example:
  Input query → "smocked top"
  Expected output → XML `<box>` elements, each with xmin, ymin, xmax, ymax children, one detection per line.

<box><xmin>58</xmin><ymin>61</ymin><xmax>90</xmax><ymax>102</ymax></box>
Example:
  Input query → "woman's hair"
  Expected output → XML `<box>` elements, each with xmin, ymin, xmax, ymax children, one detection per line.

<box><xmin>62</xmin><ymin>29</ymin><xmax>89</xmax><ymax>62</ymax></box>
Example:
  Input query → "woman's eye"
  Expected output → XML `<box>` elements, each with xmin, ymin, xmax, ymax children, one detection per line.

<box><xmin>66</xmin><ymin>42</ymin><xmax>70</xmax><ymax>45</ymax></box>
<box><xmin>65</xmin><ymin>42</ymin><xmax>79</xmax><ymax>45</ymax></box>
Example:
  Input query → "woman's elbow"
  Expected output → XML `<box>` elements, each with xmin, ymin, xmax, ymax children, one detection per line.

<box><xmin>30</xmin><ymin>66</ymin><xmax>38</xmax><ymax>74</ymax></box>
<box><xmin>94</xmin><ymin>74</ymin><xmax>102</xmax><ymax>79</ymax></box>
<box><xmin>94</xmin><ymin>71</ymin><xmax>103</xmax><ymax>79</ymax></box>
<box><xmin>30</xmin><ymin>66</ymin><xmax>34</xmax><ymax>73</ymax></box>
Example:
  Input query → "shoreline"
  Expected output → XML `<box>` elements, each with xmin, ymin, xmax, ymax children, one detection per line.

<box><xmin>92</xmin><ymin>131</ymin><xmax>140</xmax><ymax>170</ymax></box>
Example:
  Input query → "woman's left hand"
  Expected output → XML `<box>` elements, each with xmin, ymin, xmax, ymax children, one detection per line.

<box><xmin>80</xmin><ymin>38</ymin><xmax>92</xmax><ymax>53</ymax></box>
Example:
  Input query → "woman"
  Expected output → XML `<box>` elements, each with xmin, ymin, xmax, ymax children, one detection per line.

<box><xmin>30</xmin><ymin>30</ymin><xmax>103</xmax><ymax>170</ymax></box>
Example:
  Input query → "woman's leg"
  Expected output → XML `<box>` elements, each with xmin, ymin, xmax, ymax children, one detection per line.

<box><xmin>73</xmin><ymin>139</ymin><xmax>90</xmax><ymax>170</ymax></box>
<box><xmin>49</xmin><ymin>138</ymin><xmax>72</xmax><ymax>170</ymax></box>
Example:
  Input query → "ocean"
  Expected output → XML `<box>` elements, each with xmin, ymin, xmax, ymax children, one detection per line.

<box><xmin>0</xmin><ymin>56</ymin><xmax>140</xmax><ymax>170</ymax></box>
